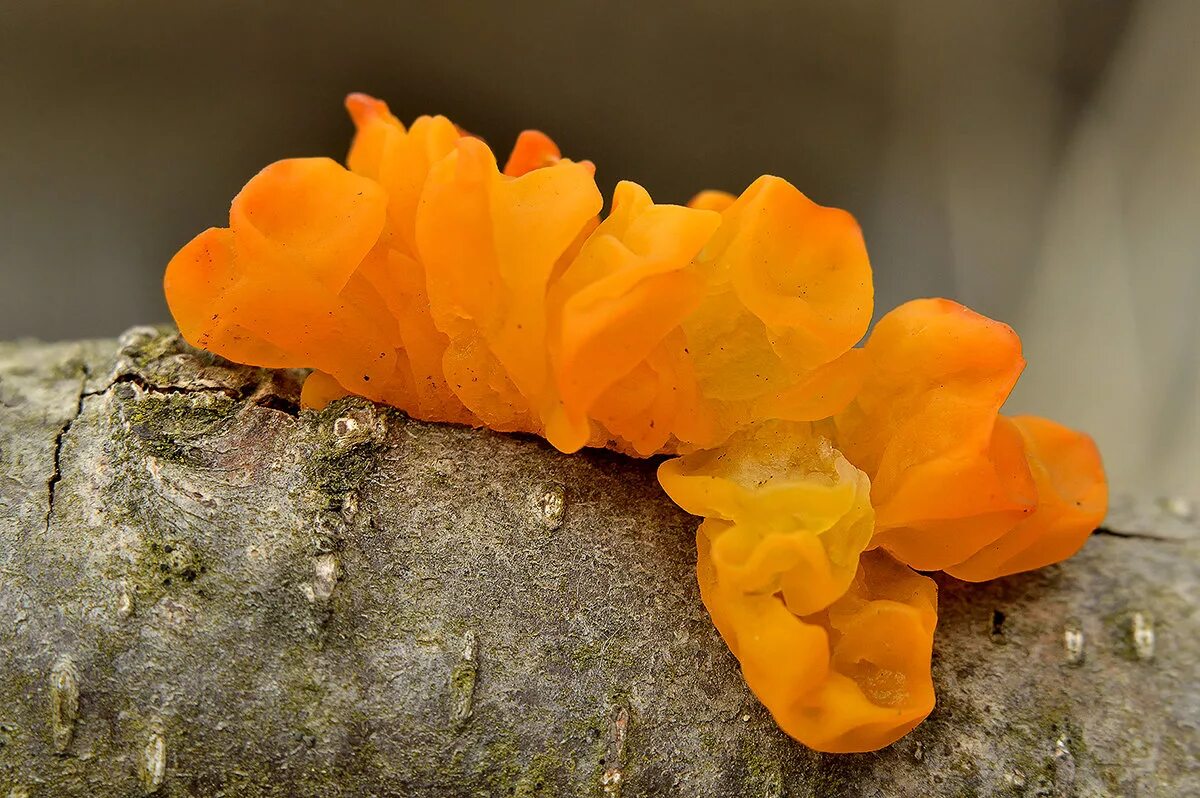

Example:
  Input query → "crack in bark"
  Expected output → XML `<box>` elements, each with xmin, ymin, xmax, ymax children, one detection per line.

<box><xmin>44</xmin><ymin>366</ymin><xmax>90</xmax><ymax>535</ymax></box>
<box><xmin>104</xmin><ymin>372</ymin><xmax>245</xmax><ymax>402</ymax></box>
<box><xmin>91</xmin><ymin>371</ymin><xmax>301</xmax><ymax>416</ymax></box>
<box><xmin>251</xmin><ymin>391</ymin><xmax>301</xmax><ymax>417</ymax></box>
<box><xmin>1094</xmin><ymin>526</ymin><xmax>1184</xmax><ymax>543</ymax></box>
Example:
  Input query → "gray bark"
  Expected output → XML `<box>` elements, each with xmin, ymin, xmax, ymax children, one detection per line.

<box><xmin>0</xmin><ymin>327</ymin><xmax>1196</xmax><ymax>798</ymax></box>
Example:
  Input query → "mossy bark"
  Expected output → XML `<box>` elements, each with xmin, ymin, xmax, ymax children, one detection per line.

<box><xmin>0</xmin><ymin>327</ymin><xmax>1196</xmax><ymax>797</ymax></box>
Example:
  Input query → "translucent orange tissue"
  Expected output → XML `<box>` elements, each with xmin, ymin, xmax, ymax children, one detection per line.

<box><xmin>163</xmin><ymin>93</ymin><xmax>1108</xmax><ymax>753</ymax></box>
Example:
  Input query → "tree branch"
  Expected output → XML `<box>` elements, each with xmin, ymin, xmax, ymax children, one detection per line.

<box><xmin>0</xmin><ymin>328</ymin><xmax>1195</xmax><ymax>797</ymax></box>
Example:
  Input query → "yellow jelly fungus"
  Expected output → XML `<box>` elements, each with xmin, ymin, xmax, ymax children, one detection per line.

<box><xmin>164</xmin><ymin>93</ymin><xmax>1108</xmax><ymax>753</ymax></box>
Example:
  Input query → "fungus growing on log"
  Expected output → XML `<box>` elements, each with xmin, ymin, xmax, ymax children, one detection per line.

<box><xmin>163</xmin><ymin>93</ymin><xmax>1107</xmax><ymax>752</ymax></box>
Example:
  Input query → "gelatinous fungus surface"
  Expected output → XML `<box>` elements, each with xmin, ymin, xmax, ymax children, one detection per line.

<box><xmin>164</xmin><ymin>93</ymin><xmax>1108</xmax><ymax>753</ymax></box>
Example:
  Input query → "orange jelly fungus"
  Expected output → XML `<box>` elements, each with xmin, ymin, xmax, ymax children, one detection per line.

<box><xmin>164</xmin><ymin>93</ymin><xmax>1108</xmax><ymax>753</ymax></box>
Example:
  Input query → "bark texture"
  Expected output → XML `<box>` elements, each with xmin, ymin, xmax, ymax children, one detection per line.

<box><xmin>0</xmin><ymin>327</ymin><xmax>1196</xmax><ymax>798</ymax></box>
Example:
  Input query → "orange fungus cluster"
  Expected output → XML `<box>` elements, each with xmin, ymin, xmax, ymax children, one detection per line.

<box><xmin>164</xmin><ymin>93</ymin><xmax>1108</xmax><ymax>753</ymax></box>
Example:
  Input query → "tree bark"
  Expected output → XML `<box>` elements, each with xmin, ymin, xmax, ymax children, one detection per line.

<box><xmin>0</xmin><ymin>327</ymin><xmax>1195</xmax><ymax>797</ymax></box>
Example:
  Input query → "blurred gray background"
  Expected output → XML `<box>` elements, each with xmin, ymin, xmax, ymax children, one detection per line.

<box><xmin>1</xmin><ymin>1</ymin><xmax>1195</xmax><ymax>499</ymax></box>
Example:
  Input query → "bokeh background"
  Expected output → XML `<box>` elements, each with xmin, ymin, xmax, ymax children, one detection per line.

<box><xmin>1</xmin><ymin>1</ymin><xmax>1196</xmax><ymax>499</ymax></box>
